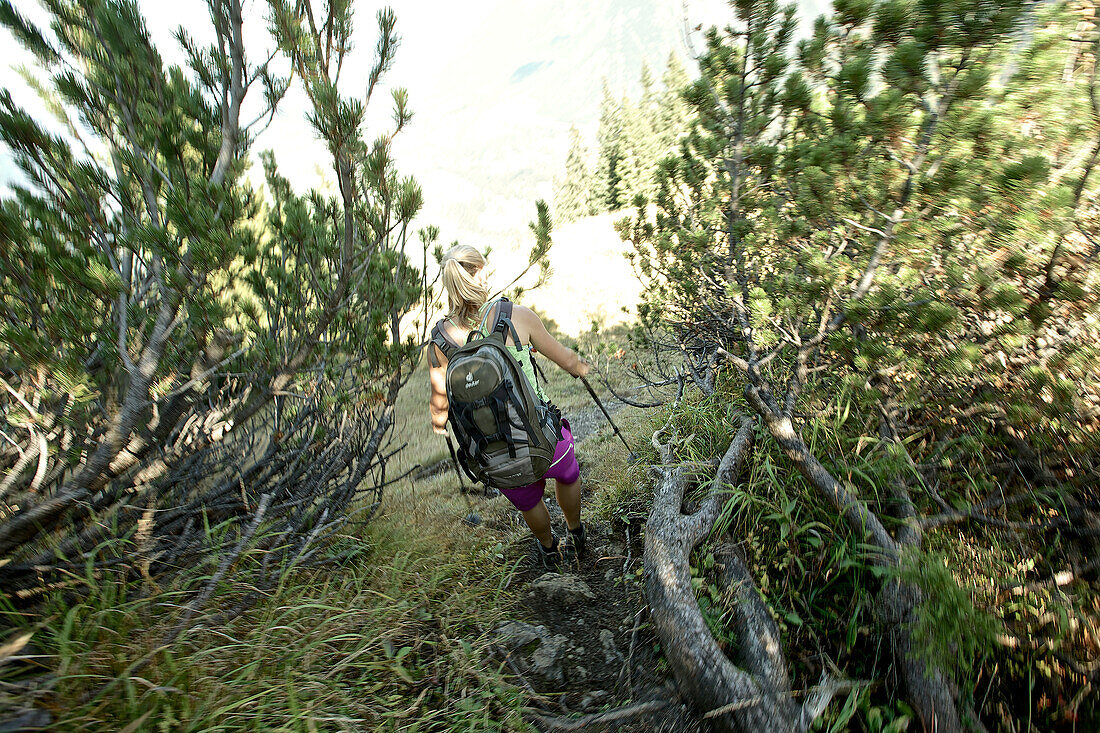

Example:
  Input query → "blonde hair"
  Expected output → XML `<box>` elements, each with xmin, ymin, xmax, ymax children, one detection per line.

<box><xmin>441</xmin><ymin>244</ymin><xmax>489</xmax><ymax>326</ymax></box>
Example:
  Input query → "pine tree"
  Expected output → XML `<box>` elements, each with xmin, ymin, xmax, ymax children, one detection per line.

<box><xmin>624</xmin><ymin>1</ymin><xmax>1060</xmax><ymax>730</ymax></box>
<box><xmin>657</xmin><ymin>52</ymin><xmax>691</xmax><ymax>155</ymax></box>
<box><xmin>616</xmin><ymin>65</ymin><xmax>662</xmax><ymax>207</ymax></box>
<box><xmin>553</xmin><ymin>126</ymin><xmax>594</xmax><ymax>222</ymax></box>
<box><xmin>594</xmin><ymin>81</ymin><xmax>624</xmax><ymax>211</ymax></box>
<box><xmin>0</xmin><ymin>0</ymin><xmax>431</xmax><ymax>596</ymax></box>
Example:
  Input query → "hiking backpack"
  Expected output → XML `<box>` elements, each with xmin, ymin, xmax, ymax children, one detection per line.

<box><xmin>430</xmin><ymin>299</ymin><xmax>562</xmax><ymax>489</ymax></box>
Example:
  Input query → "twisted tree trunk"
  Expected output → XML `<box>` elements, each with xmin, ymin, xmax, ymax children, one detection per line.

<box><xmin>644</xmin><ymin>416</ymin><xmax>837</xmax><ymax>732</ymax></box>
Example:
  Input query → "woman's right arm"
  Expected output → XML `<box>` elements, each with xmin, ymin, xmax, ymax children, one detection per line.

<box><xmin>518</xmin><ymin>306</ymin><xmax>590</xmax><ymax>378</ymax></box>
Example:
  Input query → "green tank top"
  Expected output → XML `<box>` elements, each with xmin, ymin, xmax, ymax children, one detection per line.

<box><xmin>476</xmin><ymin>300</ymin><xmax>545</xmax><ymax>401</ymax></box>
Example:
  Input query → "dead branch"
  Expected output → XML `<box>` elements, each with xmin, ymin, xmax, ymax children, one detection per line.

<box><xmin>524</xmin><ymin>699</ymin><xmax>670</xmax><ymax>731</ymax></box>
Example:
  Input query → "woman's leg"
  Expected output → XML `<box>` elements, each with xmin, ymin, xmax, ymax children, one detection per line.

<box><xmin>520</xmin><ymin>498</ymin><xmax>555</xmax><ymax>548</ymax></box>
<box><xmin>554</xmin><ymin>477</ymin><xmax>582</xmax><ymax>531</ymax></box>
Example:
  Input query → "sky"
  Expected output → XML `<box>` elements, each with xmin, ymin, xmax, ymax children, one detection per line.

<box><xmin>1</xmin><ymin>2</ymin><xmax>721</xmax><ymax>183</ymax></box>
<box><xmin>0</xmin><ymin>0</ymin><xmax>831</xmax><ymax>260</ymax></box>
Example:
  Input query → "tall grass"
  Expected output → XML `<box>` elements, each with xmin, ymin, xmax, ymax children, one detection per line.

<box><xmin>649</xmin><ymin>372</ymin><xmax>1098</xmax><ymax>731</ymax></box>
<box><xmin>1</xmin><ymin>473</ymin><xmax>536</xmax><ymax>731</ymax></box>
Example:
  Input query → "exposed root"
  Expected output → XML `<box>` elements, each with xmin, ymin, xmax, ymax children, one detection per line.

<box><xmin>643</xmin><ymin>416</ymin><xmax>836</xmax><ymax>732</ymax></box>
<box><xmin>524</xmin><ymin>699</ymin><xmax>670</xmax><ymax>731</ymax></box>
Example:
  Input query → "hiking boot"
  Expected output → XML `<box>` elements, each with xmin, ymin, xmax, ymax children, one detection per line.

<box><xmin>568</xmin><ymin>524</ymin><xmax>586</xmax><ymax>562</ymax></box>
<box><xmin>537</xmin><ymin>536</ymin><xmax>562</xmax><ymax>568</ymax></box>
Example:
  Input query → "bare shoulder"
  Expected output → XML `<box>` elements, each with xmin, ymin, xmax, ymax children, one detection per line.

<box><xmin>510</xmin><ymin>301</ymin><xmax>536</xmax><ymax>323</ymax></box>
<box><xmin>509</xmin><ymin>303</ymin><xmax>543</xmax><ymax>327</ymax></box>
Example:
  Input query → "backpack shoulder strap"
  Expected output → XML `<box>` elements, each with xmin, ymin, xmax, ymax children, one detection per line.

<box><xmin>428</xmin><ymin>321</ymin><xmax>457</xmax><ymax>367</ymax></box>
<box><xmin>479</xmin><ymin>298</ymin><xmax>521</xmax><ymax>350</ymax></box>
<box><xmin>476</xmin><ymin>297</ymin><xmax>509</xmax><ymax>333</ymax></box>
<box><xmin>494</xmin><ymin>298</ymin><xmax>513</xmax><ymax>327</ymax></box>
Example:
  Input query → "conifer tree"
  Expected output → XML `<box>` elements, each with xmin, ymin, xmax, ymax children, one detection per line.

<box><xmin>553</xmin><ymin>126</ymin><xmax>594</xmax><ymax>222</ymax></box>
<box><xmin>0</xmin><ymin>0</ymin><xmax>283</xmax><ymax>559</ymax></box>
<box><xmin>657</xmin><ymin>52</ymin><xmax>691</xmax><ymax>155</ymax></box>
<box><xmin>0</xmin><ymin>0</ymin><xmax>430</xmax><ymax>596</ymax></box>
<box><xmin>594</xmin><ymin>81</ymin><xmax>624</xmax><ymax>211</ymax></box>
<box><xmin>623</xmin><ymin>1</ymin><xmax>1067</xmax><ymax>730</ymax></box>
<box><xmin>617</xmin><ymin>65</ymin><xmax>662</xmax><ymax>206</ymax></box>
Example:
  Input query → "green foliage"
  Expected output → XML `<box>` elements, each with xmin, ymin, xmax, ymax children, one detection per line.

<box><xmin>626</xmin><ymin>0</ymin><xmax>1100</xmax><ymax>438</ymax></box>
<box><xmin>553</xmin><ymin>126</ymin><xmax>595</xmax><ymax>223</ymax></box>
<box><xmin>247</xmin><ymin>151</ymin><xmax>423</xmax><ymax>382</ymax></box>
<box><xmin>0</xmin><ymin>0</ymin><xmax>277</xmax><ymax>440</ymax></box>
<box><xmin>594</xmin><ymin>82</ymin><xmax>624</xmax><ymax>211</ymax></box>
<box><xmin>0</xmin><ymin>510</ymin><xmax>529</xmax><ymax>731</ymax></box>
<box><xmin>897</xmin><ymin>550</ymin><xmax>999</xmax><ymax>679</ymax></box>
<box><xmin>0</xmin><ymin>7</ymin><xmax>443</xmax><ymax>713</ymax></box>
<box><xmin>584</xmin><ymin>54</ymin><xmax>696</xmax><ymax>216</ymax></box>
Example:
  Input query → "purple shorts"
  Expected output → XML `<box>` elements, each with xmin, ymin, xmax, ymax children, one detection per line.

<box><xmin>498</xmin><ymin>418</ymin><xmax>580</xmax><ymax>512</ymax></box>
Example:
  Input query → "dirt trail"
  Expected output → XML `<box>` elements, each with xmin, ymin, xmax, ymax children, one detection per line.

<box><xmin>476</xmin><ymin>409</ymin><xmax>704</xmax><ymax>732</ymax></box>
<box><xmin>413</xmin><ymin>391</ymin><xmax>697</xmax><ymax>728</ymax></box>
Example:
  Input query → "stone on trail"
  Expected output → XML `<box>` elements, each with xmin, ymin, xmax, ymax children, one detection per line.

<box><xmin>492</xmin><ymin>620</ymin><xmax>544</xmax><ymax>651</ymax></box>
<box><xmin>579</xmin><ymin>689</ymin><xmax>611</xmax><ymax>711</ymax></box>
<box><xmin>527</xmin><ymin>572</ymin><xmax>596</xmax><ymax>606</ymax></box>
<box><xmin>530</xmin><ymin>633</ymin><xmax>571</xmax><ymax>684</ymax></box>
<box><xmin>490</xmin><ymin>620</ymin><xmax>572</xmax><ymax>685</ymax></box>
<box><xmin>599</xmin><ymin>628</ymin><xmax>623</xmax><ymax>665</ymax></box>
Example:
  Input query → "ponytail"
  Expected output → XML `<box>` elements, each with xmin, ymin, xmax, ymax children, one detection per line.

<box><xmin>441</xmin><ymin>244</ymin><xmax>489</xmax><ymax>326</ymax></box>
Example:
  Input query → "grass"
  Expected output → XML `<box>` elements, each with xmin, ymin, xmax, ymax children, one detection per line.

<box><xmin>12</xmin><ymin>315</ymin><xmax>1094</xmax><ymax>731</ymax></box>
<box><xmin>1</xmin><ymin>316</ymin><xmax>656</xmax><ymax>732</ymax></box>
<box><xmin>1</xmin><ymin>472</ymin><xmax>539</xmax><ymax>731</ymax></box>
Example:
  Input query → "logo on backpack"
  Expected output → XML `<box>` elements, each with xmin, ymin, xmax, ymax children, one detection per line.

<box><xmin>465</xmin><ymin>372</ymin><xmax>479</xmax><ymax>388</ymax></box>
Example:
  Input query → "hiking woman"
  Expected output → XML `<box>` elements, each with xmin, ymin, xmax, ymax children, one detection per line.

<box><xmin>427</xmin><ymin>244</ymin><xmax>589</xmax><ymax>564</ymax></box>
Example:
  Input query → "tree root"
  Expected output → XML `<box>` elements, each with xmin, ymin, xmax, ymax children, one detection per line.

<box><xmin>524</xmin><ymin>699</ymin><xmax>670</xmax><ymax>732</ymax></box>
<box><xmin>748</xmin><ymin>384</ymin><xmax>979</xmax><ymax>732</ymax></box>
<box><xmin>643</xmin><ymin>416</ymin><xmax>838</xmax><ymax>732</ymax></box>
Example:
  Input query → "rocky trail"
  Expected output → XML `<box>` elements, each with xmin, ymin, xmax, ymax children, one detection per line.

<box><xmin>485</xmin><ymin>510</ymin><xmax>701</xmax><ymax>732</ymax></box>
<box><xmin>468</xmin><ymin>400</ymin><xmax>705</xmax><ymax>732</ymax></box>
<box><xmin>411</xmin><ymin>392</ymin><xmax>706</xmax><ymax>729</ymax></box>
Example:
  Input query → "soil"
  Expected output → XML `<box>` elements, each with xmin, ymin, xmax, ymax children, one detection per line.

<box><xmin>424</xmin><ymin>392</ymin><xmax>695</xmax><ymax>729</ymax></box>
<box><xmin>480</xmin><ymin>416</ymin><xmax>706</xmax><ymax>733</ymax></box>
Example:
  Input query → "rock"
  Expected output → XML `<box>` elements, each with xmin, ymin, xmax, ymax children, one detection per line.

<box><xmin>491</xmin><ymin>621</ymin><xmax>572</xmax><ymax>685</ymax></box>
<box><xmin>492</xmin><ymin>620</ymin><xmax>545</xmax><ymax>652</ymax></box>
<box><xmin>600</xmin><ymin>629</ymin><xmax>623</xmax><ymax>665</ymax></box>
<box><xmin>0</xmin><ymin>709</ymin><xmax>53</xmax><ymax>731</ymax></box>
<box><xmin>528</xmin><ymin>572</ymin><xmax>597</xmax><ymax>606</ymax></box>
<box><xmin>529</xmin><ymin>633</ymin><xmax>571</xmax><ymax>684</ymax></box>
<box><xmin>580</xmin><ymin>689</ymin><xmax>611</xmax><ymax>711</ymax></box>
<box><xmin>573</xmin><ymin>665</ymin><xmax>588</xmax><ymax>682</ymax></box>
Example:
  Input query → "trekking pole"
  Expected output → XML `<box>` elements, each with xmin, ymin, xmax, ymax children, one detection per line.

<box><xmin>579</xmin><ymin>375</ymin><xmax>639</xmax><ymax>462</ymax></box>
<box><xmin>445</xmin><ymin>434</ymin><xmax>481</xmax><ymax>526</ymax></box>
